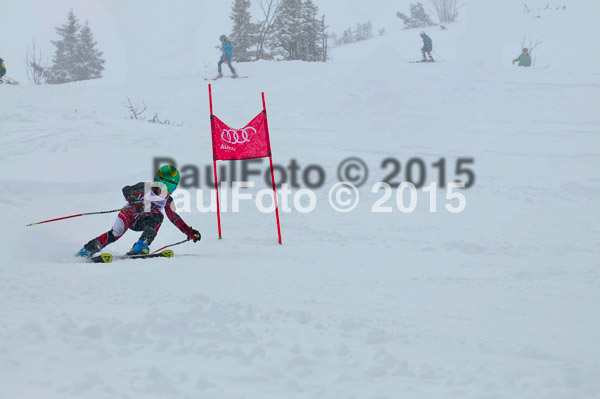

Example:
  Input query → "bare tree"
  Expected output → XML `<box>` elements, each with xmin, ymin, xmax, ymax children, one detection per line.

<box><xmin>255</xmin><ymin>0</ymin><xmax>280</xmax><ymax>60</ymax></box>
<box><xmin>149</xmin><ymin>113</ymin><xmax>182</xmax><ymax>126</ymax></box>
<box><xmin>24</xmin><ymin>40</ymin><xmax>46</xmax><ymax>85</ymax></box>
<box><xmin>429</xmin><ymin>0</ymin><xmax>462</xmax><ymax>23</ymax></box>
<box><xmin>320</xmin><ymin>15</ymin><xmax>328</xmax><ymax>62</ymax></box>
<box><xmin>124</xmin><ymin>98</ymin><xmax>147</xmax><ymax>120</ymax></box>
<box><xmin>521</xmin><ymin>36</ymin><xmax>542</xmax><ymax>54</ymax></box>
<box><xmin>124</xmin><ymin>98</ymin><xmax>182</xmax><ymax>126</ymax></box>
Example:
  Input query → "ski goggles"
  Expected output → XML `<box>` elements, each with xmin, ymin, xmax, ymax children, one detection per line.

<box><xmin>156</xmin><ymin>177</ymin><xmax>178</xmax><ymax>194</ymax></box>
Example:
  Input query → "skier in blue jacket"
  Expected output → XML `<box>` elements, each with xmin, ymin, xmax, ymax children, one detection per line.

<box><xmin>217</xmin><ymin>35</ymin><xmax>237</xmax><ymax>78</ymax></box>
<box><xmin>420</xmin><ymin>31</ymin><xmax>434</xmax><ymax>62</ymax></box>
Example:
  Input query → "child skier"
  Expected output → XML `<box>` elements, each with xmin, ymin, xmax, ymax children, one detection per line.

<box><xmin>217</xmin><ymin>35</ymin><xmax>238</xmax><ymax>78</ymax></box>
<box><xmin>0</xmin><ymin>58</ymin><xmax>6</xmax><ymax>79</ymax></box>
<box><xmin>420</xmin><ymin>32</ymin><xmax>434</xmax><ymax>62</ymax></box>
<box><xmin>512</xmin><ymin>48</ymin><xmax>532</xmax><ymax>67</ymax></box>
<box><xmin>76</xmin><ymin>165</ymin><xmax>201</xmax><ymax>258</ymax></box>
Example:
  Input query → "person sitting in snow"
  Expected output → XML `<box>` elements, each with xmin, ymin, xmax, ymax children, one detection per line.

<box><xmin>76</xmin><ymin>165</ymin><xmax>201</xmax><ymax>259</ymax></box>
<box><xmin>420</xmin><ymin>31</ymin><xmax>434</xmax><ymax>62</ymax></box>
<box><xmin>512</xmin><ymin>48</ymin><xmax>532</xmax><ymax>67</ymax></box>
<box><xmin>217</xmin><ymin>34</ymin><xmax>238</xmax><ymax>78</ymax></box>
<box><xmin>0</xmin><ymin>58</ymin><xmax>6</xmax><ymax>79</ymax></box>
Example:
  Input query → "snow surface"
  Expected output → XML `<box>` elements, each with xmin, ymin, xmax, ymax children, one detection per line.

<box><xmin>1</xmin><ymin>1</ymin><xmax>599</xmax><ymax>398</ymax></box>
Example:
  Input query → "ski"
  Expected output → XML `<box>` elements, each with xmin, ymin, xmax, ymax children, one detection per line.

<box><xmin>89</xmin><ymin>249</ymin><xmax>174</xmax><ymax>263</ymax></box>
<box><xmin>0</xmin><ymin>76</ymin><xmax>19</xmax><ymax>85</ymax></box>
<box><xmin>409</xmin><ymin>60</ymin><xmax>435</xmax><ymax>63</ymax></box>
<box><xmin>89</xmin><ymin>253</ymin><xmax>113</xmax><ymax>263</ymax></box>
<box><xmin>204</xmin><ymin>76</ymin><xmax>248</xmax><ymax>81</ymax></box>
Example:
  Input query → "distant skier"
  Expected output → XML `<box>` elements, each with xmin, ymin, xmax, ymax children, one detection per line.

<box><xmin>76</xmin><ymin>165</ymin><xmax>201</xmax><ymax>259</ymax></box>
<box><xmin>420</xmin><ymin>31</ymin><xmax>434</xmax><ymax>62</ymax></box>
<box><xmin>217</xmin><ymin>34</ymin><xmax>238</xmax><ymax>78</ymax></box>
<box><xmin>0</xmin><ymin>57</ymin><xmax>6</xmax><ymax>79</ymax></box>
<box><xmin>512</xmin><ymin>48</ymin><xmax>532</xmax><ymax>67</ymax></box>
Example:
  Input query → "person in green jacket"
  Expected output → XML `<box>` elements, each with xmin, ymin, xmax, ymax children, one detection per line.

<box><xmin>512</xmin><ymin>48</ymin><xmax>532</xmax><ymax>67</ymax></box>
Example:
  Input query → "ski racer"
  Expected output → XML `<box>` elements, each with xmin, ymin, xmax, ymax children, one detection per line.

<box><xmin>76</xmin><ymin>165</ymin><xmax>201</xmax><ymax>259</ymax></box>
<box><xmin>217</xmin><ymin>34</ymin><xmax>238</xmax><ymax>78</ymax></box>
<box><xmin>512</xmin><ymin>48</ymin><xmax>532</xmax><ymax>67</ymax></box>
<box><xmin>420</xmin><ymin>32</ymin><xmax>434</xmax><ymax>62</ymax></box>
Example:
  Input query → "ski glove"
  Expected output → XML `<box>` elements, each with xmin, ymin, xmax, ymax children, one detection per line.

<box><xmin>512</xmin><ymin>60</ymin><xmax>515</xmax><ymax>65</ymax></box>
<box><xmin>127</xmin><ymin>193</ymin><xmax>143</xmax><ymax>207</ymax></box>
<box><xmin>187</xmin><ymin>228</ymin><xmax>201</xmax><ymax>242</ymax></box>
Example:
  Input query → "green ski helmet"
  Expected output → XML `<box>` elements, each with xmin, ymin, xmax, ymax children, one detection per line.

<box><xmin>155</xmin><ymin>165</ymin><xmax>180</xmax><ymax>194</ymax></box>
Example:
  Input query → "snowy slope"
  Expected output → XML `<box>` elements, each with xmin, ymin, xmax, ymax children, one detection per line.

<box><xmin>1</xmin><ymin>1</ymin><xmax>600</xmax><ymax>398</ymax></box>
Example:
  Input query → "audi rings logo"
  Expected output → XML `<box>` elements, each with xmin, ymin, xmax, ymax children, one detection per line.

<box><xmin>221</xmin><ymin>127</ymin><xmax>255</xmax><ymax>145</ymax></box>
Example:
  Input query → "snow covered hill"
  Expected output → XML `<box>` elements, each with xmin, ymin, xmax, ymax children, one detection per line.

<box><xmin>1</xmin><ymin>1</ymin><xmax>599</xmax><ymax>398</ymax></box>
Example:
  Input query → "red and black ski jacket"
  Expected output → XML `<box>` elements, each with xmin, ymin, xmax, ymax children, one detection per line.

<box><xmin>122</xmin><ymin>182</ymin><xmax>193</xmax><ymax>236</ymax></box>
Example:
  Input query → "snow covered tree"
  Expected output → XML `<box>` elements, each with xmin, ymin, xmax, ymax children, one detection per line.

<box><xmin>429</xmin><ymin>0</ymin><xmax>462</xmax><ymax>24</ymax></box>
<box><xmin>354</xmin><ymin>21</ymin><xmax>373</xmax><ymax>41</ymax></box>
<box><xmin>334</xmin><ymin>22</ymin><xmax>374</xmax><ymax>46</ymax></box>
<box><xmin>300</xmin><ymin>0</ymin><xmax>327</xmax><ymax>61</ymax></box>
<box><xmin>47</xmin><ymin>10</ymin><xmax>104</xmax><ymax>84</ymax></box>
<box><xmin>270</xmin><ymin>0</ymin><xmax>326</xmax><ymax>61</ymax></box>
<box><xmin>255</xmin><ymin>0</ymin><xmax>280</xmax><ymax>60</ymax></box>
<box><xmin>411</xmin><ymin>3</ymin><xmax>435</xmax><ymax>26</ymax></box>
<box><xmin>47</xmin><ymin>10</ymin><xmax>81</xmax><ymax>84</ymax></box>
<box><xmin>340</xmin><ymin>28</ymin><xmax>353</xmax><ymax>45</ymax></box>
<box><xmin>270</xmin><ymin>0</ymin><xmax>303</xmax><ymax>60</ymax></box>
<box><xmin>299</xmin><ymin>0</ymin><xmax>320</xmax><ymax>61</ymax></box>
<box><xmin>397</xmin><ymin>3</ymin><xmax>435</xmax><ymax>29</ymax></box>
<box><xmin>230</xmin><ymin>0</ymin><xmax>258</xmax><ymax>61</ymax></box>
<box><xmin>74</xmin><ymin>21</ymin><xmax>105</xmax><ymax>81</ymax></box>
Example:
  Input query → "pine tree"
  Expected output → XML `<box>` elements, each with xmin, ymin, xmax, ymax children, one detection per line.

<box><xmin>354</xmin><ymin>21</ymin><xmax>373</xmax><ymax>41</ymax></box>
<box><xmin>47</xmin><ymin>10</ymin><xmax>81</xmax><ymax>84</ymax></box>
<box><xmin>299</xmin><ymin>0</ymin><xmax>319</xmax><ymax>61</ymax></box>
<box><xmin>230</xmin><ymin>0</ymin><xmax>257</xmax><ymax>61</ymax></box>
<box><xmin>47</xmin><ymin>10</ymin><xmax>105</xmax><ymax>84</ymax></box>
<box><xmin>397</xmin><ymin>3</ymin><xmax>435</xmax><ymax>29</ymax></box>
<box><xmin>75</xmin><ymin>21</ymin><xmax>105</xmax><ymax>81</ymax></box>
<box><xmin>341</xmin><ymin>28</ymin><xmax>353</xmax><ymax>45</ymax></box>
<box><xmin>270</xmin><ymin>0</ymin><xmax>325</xmax><ymax>61</ymax></box>
<box><xmin>271</xmin><ymin>0</ymin><xmax>303</xmax><ymax>60</ymax></box>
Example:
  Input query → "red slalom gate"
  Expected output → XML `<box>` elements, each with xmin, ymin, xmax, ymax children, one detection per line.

<box><xmin>208</xmin><ymin>84</ymin><xmax>282</xmax><ymax>244</ymax></box>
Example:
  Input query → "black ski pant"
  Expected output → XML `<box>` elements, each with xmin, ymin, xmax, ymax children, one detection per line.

<box><xmin>84</xmin><ymin>211</ymin><xmax>164</xmax><ymax>254</ymax></box>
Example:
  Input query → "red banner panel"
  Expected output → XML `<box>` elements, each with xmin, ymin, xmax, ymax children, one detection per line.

<box><xmin>211</xmin><ymin>112</ymin><xmax>270</xmax><ymax>161</ymax></box>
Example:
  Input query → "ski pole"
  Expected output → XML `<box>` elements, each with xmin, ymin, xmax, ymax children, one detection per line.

<box><xmin>433</xmin><ymin>50</ymin><xmax>445</xmax><ymax>62</ymax></box>
<box><xmin>152</xmin><ymin>239</ymin><xmax>189</xmax><ymax>254</ymax></box>
<box><xmin>26</xmin><ymin>208</ymin><xmax>123</xmax><ymax>227</ymax></box>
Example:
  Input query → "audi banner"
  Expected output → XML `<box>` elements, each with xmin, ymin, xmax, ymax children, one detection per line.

<box><xmin>211</xmin><ymin>111</ymin><xmax>271</xmax><ymax>161</ymax></box>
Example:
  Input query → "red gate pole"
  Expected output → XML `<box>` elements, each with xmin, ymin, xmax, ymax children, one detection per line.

<box><xmin>213</xmin><ymin>161</ymin><xmax>222</xmax><ymax>239</ymax></box>
<box><xmin>209</xmin><ymin>84</ymin><xmax>213</xmax><ymax>115</ymax></box>
<box><xmin>209</xmin><ymin>84</ymin><xmax>223</xmax><ymax>239</ymax></box>
<box><xmin>262</xmin><ymin>92</ymin><xmax>282</xmax><ymax>245</ymax></box>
